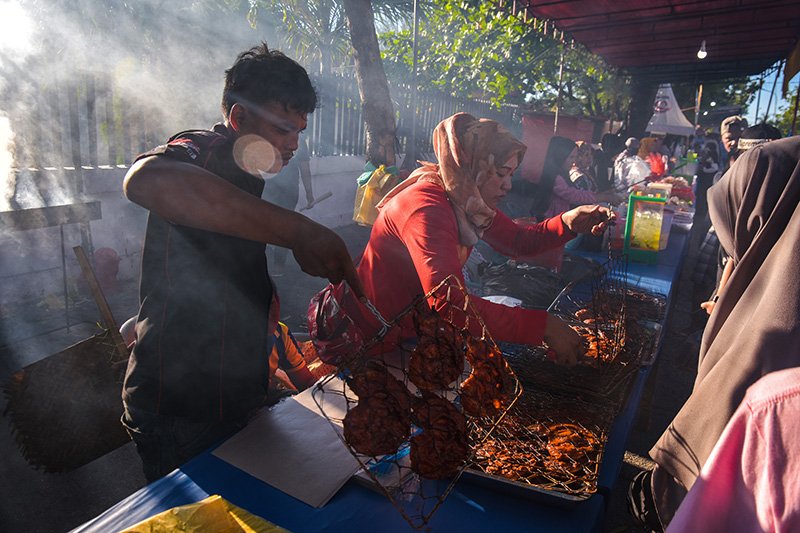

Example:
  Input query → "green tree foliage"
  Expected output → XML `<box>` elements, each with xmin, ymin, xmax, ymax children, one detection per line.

<box><xmin>671</xmin><ymin>79</ymin><xmax>758</xmax><ymax>120</ymax></box>
<box><xmin>379</xmin><ymin>0</ymin><xmax>629</xmax><ymax>118</ymax></box>
<box><xmin>248</xmin><ymin>0</ymin><xmax>414</xmax><ymax>75</ymax></box>
<box><xmin>770</xmin><ymin>90</ymin><xmax>799</xmax><ymax>136</ymax></box>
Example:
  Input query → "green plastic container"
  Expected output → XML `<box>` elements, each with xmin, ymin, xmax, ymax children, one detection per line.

<box><xmin>624</xmin><ymin>193</ymin><xmax>667</xmax><ymax>264</ymax></box>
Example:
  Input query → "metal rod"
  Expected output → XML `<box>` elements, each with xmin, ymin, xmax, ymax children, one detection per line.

<box><xmin>554</xmin><ymin>42</ymin><xmax>565</xmax><ymax>135</ymax></box>
<box><xmin>408</xmin><ymin>0</ymin><xmax>420</xmax><ymax>166</ymax></box>
<box><xmin>791</xmin><ymin>82</ymin><xmax>800</xmax><ymax>136</ymax></box>
<box><xmin>694</xmin><ymin>83</ymin><xmax>703</xmax><ymax>127</ymax></box>
<box><xmin>763</xmin><ymin>59</ymin><xmax>785</xmax><ymax>123</ymax></box>
<box><xmin>754</xmin><ymin>71</ymin><xmax>765</xmax><ymax>120</ymax></box>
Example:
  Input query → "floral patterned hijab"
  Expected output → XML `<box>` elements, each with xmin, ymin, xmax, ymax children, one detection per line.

<box><xmin>377</xmin><ymin>112</ymin><xmax>526</xmax><ymax>246</ymax></box>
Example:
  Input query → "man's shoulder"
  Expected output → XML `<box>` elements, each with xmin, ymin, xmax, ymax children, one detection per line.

<box><xmin>137</xmin><ymin>125</ymin><xmax>232</xmax><ymax>166</ymax></box>
<box><xmin>167</xmin><ymin>126</ymin><xmax>230</xmax><ymax>154</ymax></box>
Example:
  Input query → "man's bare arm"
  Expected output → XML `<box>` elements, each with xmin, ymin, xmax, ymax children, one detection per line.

<box><xmin>124</xmin><ymin>156</ymin><xmax>363</xmax><ymax>295</ymax></box>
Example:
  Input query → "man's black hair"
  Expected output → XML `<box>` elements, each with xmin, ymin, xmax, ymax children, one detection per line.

<box><xmin>222</xmin><ymin>42</ymin><xmax>317</xmax><ymax>118</ymax></box>
<box><xmin>736</xmin><ymin>123</ymin><xmax>783</xmax><ymax>153</ymax></box>
<box><xmin>741</xmin><ymin>123</ymin><xmax>782</xmax><ymax>141</ymax></box>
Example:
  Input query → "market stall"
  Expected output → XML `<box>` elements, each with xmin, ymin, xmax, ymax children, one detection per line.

<box><xmin>72</xmin><ymin>228</ymin><xmax>689</xmax><ymax>533</ymax></box>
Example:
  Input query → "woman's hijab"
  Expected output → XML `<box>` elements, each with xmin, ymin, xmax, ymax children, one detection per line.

<box><xmin>650</xmin><ymin>136</ymin><xmax>800</xmax><ymax>491</ymax></box>
<box><xmin>377</xmin><ymin>112</ymin><xmax>526</xmax><ymax>246</ymax></box>
<box><xmin>529</xmin><ymin>136</ymin><xmax>577</xmax><ymax>219</ymax></box>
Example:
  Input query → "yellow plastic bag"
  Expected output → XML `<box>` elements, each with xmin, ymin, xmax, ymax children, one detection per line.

<box><xmin>353</xmin><ymin>165</ymin><xmax>401</xmax><ymax>226</ymax></box>
<box><xmin>121</xmin><ymin>494</ymin><xmax>290</xmax><ymax>533</ymax></box>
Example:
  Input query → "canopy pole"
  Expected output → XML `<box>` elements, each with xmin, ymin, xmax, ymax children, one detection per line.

<box><xmin>694</xmin><ymin>83</ymin><xmax>703</xmax><ymax>127</ymax></box>
<box><xmin>554</xmin><ymin>42</ymin><xmax>565</xmax><ymax>134</ymax></box>
<box><xmin>764</xmin><ymin>59</ymin><xmax>785</xmax><ymax>123</ymax></box>
<box><xmin>754</xmin><ymin>71</ymin><xmax>765</xmax><ymax>120</ymax></box>
<box><xmin>791</xmin><ymin>81</ymin><xmax>800</xmax><ymax>136</ymax></box>
<box><xmin>404</xmin><ymin>0</ymin><xmax>420</xmax><ymax>169</ymax></box>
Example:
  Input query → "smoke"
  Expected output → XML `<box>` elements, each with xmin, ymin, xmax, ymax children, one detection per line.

<box><xmin>0</xmin><ymin>1</ymin><xmax>284</xmax><ymax>211</ymax></box>
<box><xmin>0</xmin><ymin>2</ymin><xmax>287</xmax><ymax>362</ymax></box>
<box><xmin>33</xmin><ymin>1</ymin><xmax>275</xmax><ymax>125</ymax></box>
<box><xmin>0</xmin><ymin>1</ymin><xmax>35</xmax><ymax>61</ymax></box>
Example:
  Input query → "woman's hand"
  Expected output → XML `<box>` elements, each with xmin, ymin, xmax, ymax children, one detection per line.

<box><xmin>700</xmin><ymin>299</ymin><xmax>717</xmax><ymax>315</ymax></box>
<box><xmin>561</xmin><ymin>205</ymin><xmax>616</xmax><ymax>235</ymax></box>
<box><xmin>291</xmin><ymin>218</ymin><xmax>364</xmax><ymax>298</ymax></box>
<box><xmin>543</xmin><ymin>313</ymin><xmax>584</xmax><ymax>366</ymax></box>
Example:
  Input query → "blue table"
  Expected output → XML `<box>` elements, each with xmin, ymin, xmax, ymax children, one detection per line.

<box><xmin>73</xmin><ymin>231</ymin><xmax>689</xmax><ymax>533</ymax></box>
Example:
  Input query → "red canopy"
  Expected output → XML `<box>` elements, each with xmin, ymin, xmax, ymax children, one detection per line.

<box><xmin>522</xmin><ymin>0</ymin><xmax>800</xmax><ymax>82</ymax></box>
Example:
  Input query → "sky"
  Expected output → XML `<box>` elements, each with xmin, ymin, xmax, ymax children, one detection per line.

<box><xmin>744</xmin><ymin>60</ymin><xmax>799</xmax><ymax>126</ymax></box>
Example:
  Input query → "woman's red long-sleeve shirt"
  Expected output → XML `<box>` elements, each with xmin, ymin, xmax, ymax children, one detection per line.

<box><xmin>357</xmin><ymin>180</ymin><xmax>574</xmax><ymax>346</ymax></box>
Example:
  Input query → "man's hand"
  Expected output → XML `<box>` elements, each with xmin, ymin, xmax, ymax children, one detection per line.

<box><xmin>543</xmin><ymin>313</ymin><xmax>584</xmax><ymax>366</ymax></box>
<box><xmin>561</xmin><ymin>205</ymin><xmax>616</xmax><ymax>236</ymax></box>
<box><xmin>291</xmin><ymin>220</ymin><xmax>364</xmax><ymax>298</ymax></box>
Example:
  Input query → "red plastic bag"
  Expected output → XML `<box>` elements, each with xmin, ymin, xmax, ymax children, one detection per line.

<box><xmin>307</xmin><ymin>283</ymin><xmax>366</xmax><ymax>365</ymax></box>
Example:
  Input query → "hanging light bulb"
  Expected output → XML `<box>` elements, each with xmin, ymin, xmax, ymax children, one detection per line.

<box><xmin>697</xmin><ymin>40</ymin><xmax>708</xmax><ymax>60</ymax></box>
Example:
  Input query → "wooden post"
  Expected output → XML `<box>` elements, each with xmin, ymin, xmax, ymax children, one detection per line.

<box><xmin>73</xmin><ymin>246</ymin><xmax>129</xmax><ymax>360</ymax></box>
<box><xmin>60</xmin><ymin>225</ymin><xmax>70</xmax><ymax>332</ymax></box>
<box><xmin>105</xmin><ymin>77</ymin><xmax>117</xmax><ymax>166</ymax></box>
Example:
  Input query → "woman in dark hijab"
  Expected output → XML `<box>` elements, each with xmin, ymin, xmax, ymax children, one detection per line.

<box><xmin>631</xmin><ymin>136</ymin><xmax>800</xmax><ymax>531</ymax></box>
<box><xmin>530</xmin><ymin>136</ymin><xmax>581</xmax><ymax>220</ymax></box>
<box><xmin>529</xmin><ymin>136</ymin><xmax>619</xmax><ymax>269</ymax></box>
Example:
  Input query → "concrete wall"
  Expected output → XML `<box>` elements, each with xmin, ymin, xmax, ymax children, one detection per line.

<box><xmin>0</xmin><ymin>155</ymin><xmax>367</xmax><ymax>309</ymax></box>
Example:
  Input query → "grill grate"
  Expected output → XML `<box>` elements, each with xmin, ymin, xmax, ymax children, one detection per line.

<box><xmin>312</xmin><ymin>275</ymin><xmax>522</xmax><ymax>530</ymax></box>
<box><xmin>470</xmin><ymin>390</ymin><xmax>614</xmax><ymax>498</ymax></box>
<box><xmin>465</xmin><ymin>254</ymin><xmax>668</xmax><ymax>501</ymax></box>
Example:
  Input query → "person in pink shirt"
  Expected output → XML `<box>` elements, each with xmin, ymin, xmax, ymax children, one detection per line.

<box><xmin>666</xmin><ymin>367</ymin><xmax>800</xmax><ymax>533</ymax></box>
<box><xmin>309</xmin><ymin>113</ymin><xmax>615</xmax><ymax>366</ymax></box>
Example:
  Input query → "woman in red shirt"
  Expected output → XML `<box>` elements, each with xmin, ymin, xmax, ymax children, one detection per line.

<box><xmin>311</xmin><ymin>113</ymin><xmax>614</xmax><ymax>365</ymax></box>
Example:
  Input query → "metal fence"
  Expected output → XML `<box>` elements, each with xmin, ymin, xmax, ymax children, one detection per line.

<box><xmin>5</xmin><ymin>72</ymin><xmax>522</xmax><ymax>174</ymax></box>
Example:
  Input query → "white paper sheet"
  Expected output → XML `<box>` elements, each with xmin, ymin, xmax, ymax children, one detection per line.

<box><xmin>212</xmin><ymin>378</ymin><xmax>360</xmax><ymax>508</ymax></box>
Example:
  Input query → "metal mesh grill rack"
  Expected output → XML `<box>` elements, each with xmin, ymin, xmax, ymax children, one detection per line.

<box><xmin>312</xmin><ymin>275</ymin><xmax>523</xmax><ymax>530</ymax></box>
<box><xmin>464</xmin><ymin>255</ymin><xmax>669</xmax><ymax>503</ymax></box>
<box><xmin>468</xmin><ymin>390</ymin><xmax>614</xmax><ymax>501</ymax></box>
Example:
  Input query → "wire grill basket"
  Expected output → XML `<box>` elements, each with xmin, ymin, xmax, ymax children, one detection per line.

<box><xmin>468</xmin><ymin>389</ymin><xmax>614</xmax><ymax>500</ymax></box>
<box><xmin>464</xmin><ymin>255</ymin><xmax>668</xmax><ymax>502</ymax></box>
<box><xmin>500</xmin><ymin>255</ymin><xmax>666</xmax><ymax>406</ymax></box>
<box><xmin>312</xmin><ymin>275</ymin><xmax>523</xmax><ymax>530</ymax></box>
